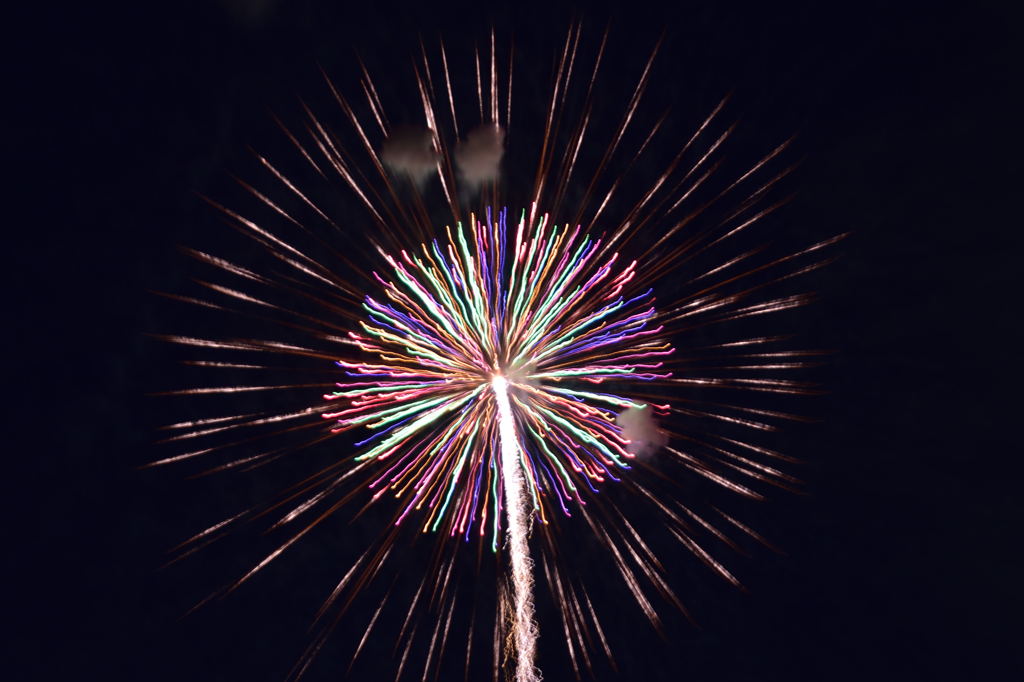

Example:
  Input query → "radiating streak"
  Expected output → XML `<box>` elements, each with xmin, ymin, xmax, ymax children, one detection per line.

<box><xmin>580</xmin><ymin>507</ymin><xmax>661</xmax><ymax>628</ymax></box>
<box><xmin>183</xmin><ymin>248</ymin><xmax>269</xmax><ymax>284</ymax></box>
<box><xmin>182</xmin><ymin>449</ymin><xmax>282</xmax><ymax>476</ymax></box>
<box><xmin>608</xmin><ymin>120</ymin><xmax>736</xmax><ymax>254</ymax></box>
<box><xmin>239</xmin><ymin>159</ymin><xmax>376</xmax><ymax>286</ymax></box>
<box><xmin>395</xmin><ymin>575</ymin><xmax>428</xmax><ymax>652</ymax></box>
<box><xmin>357</xmin><ymin>56</ymin><xmax>390</xmax><ymax>136</ymax></box>
<box><xmin>300</xmin><ymin>93</ymin><xmax>392</xmax><ymax>232</ymax></box>
<box><xmin>493</xmin><ymin>584</ymin><xmax>506</xmax><ymax>682</ymax></box>
<box><xmin>667</xmin><ymin>376</ymin><xmax>820</xmax><ymax>395</ymax></box>
<box><xmin>665</xmin><ymin>446</ymin><xmax>764</xmax><ymax>500</ymax></box>
<box><xmin>350</xmin><ymin>592</ymin><xmax>388</xmax><ymax>668</ymax></box>
<box><xmin>464</xmin><ymin>609</ymin><xmax>476</xmax><ymax>682</ymax></box>
<box><xmin>156</xmin><ymin>333</ymin><xmax>355</xmax><ymax>355</ymax></box>
<box><xmin>394</xmin><ymin>624</ymin><xmax>418</xmax><ymax>682</ymax></box>
<box><xmin>505</xmin><ymin>41</ymin><xmax>514</xmax><ymax>132</ymax></box>
<box><xmin>189</xmin><ymin>275</ymin><xmax>366</xmax><ymax>340</ymax></box>
<box><xmin>529</xmin><ymin>26</ymin><xmax>575</xmax><ymax>222</ymax></box>
<box><xmin>160</xmin><ymin>412</ymin><xmax>261</xmax><ymax>431</ymax></box>
<box><xmin>713</xmin><ymin>506</ymin><xmax>780</xmax><ymax>552</ymax></box>
<box><xmin>641</xmin><ymin>171</ymin><xmax>786</xmax><ymax>281</ymax></box>
<box><xmin>233</xmin><ymin>171</ymin><xmax>312</xmax><ymax>233</ymax></box>
<box><xmin>579</xmin><ymin>40</ymin><xmax>663</xmax><ymax>237</ymax></box>
<box><xmin>312</xmin><ymin>552</ymin><xmax>369</xmax><ymax>626</ymax></box>
<box><xmin>228</xmin><ymin>497</ymin><xmax>350</xmax><ymax>593</ymax></box>
<box><xmin>474</xmin><ymin>41</ymin><xmax>484</xmax><ymax>122</ymax></box>
<box><xmin>602</xmin><ymin>504</ymin><xmax>683</xmax><ymax>612</ymax></box>
<box><xmin>490</xmin><ymin>29</ymin><xmax>499</xmax><ymax>124</ymax></box>
<box><xmin>156</xmin><ymin>383</ymin><xmax>333</xmax><ymax>396</ymax></box>
<box><xmin>428</xmin><ymin>549</ymin><xmax>458</xmax><ymax>610</ymax></box>
<box><xmin>717</xmin><ymin>434</ymin><xmax>798</xmax><ymax>462</ymax></box>
<box><xmin>671</xmin><ymin>433</ymin><xmax>798</xmax><ymax>490</ymax></box>
<box><xmin>253</xmin><ymin>458</ymin><xmax>374</xmax><ymax>530</ymax></box>
<box><xmin>182</xmin><ymin>360</ymin><xmax>266</xmax><ymax>369</ymax></box>
<box><xmin>667</xmin><ymin>525</ymin><xmax>742</xmax><ymax>587</ymax></box>
<box><xmin>202</xmin><ymin>195</ymin><xmax>352</xmax><ymax>294</ymax></box>
<box><xmin>170</xmin><ymin>510</ymin><xmax>250</xmax><ymax>555</ymax></box>
<box><xmin>670</xmin><ymin>403</ymin><xmax>775</xmax><ymax>431</ymax></box>
<box><xmin>423</xmin><ymin>592</ymin><xmax>458</xmax><ymax>682</ymax></box>
<box><xmin>271</xmin><ymin>113</ymin><xmax>328</xmax><ymax>179</ymax></box>
<box><xmin>659</xmin><ymin>236</ymin><xmax>844</xmax><ymax>318</ymax></box>
<box><xmin>540</xmin><ymin>553</ymin><xmax>581</xmax><ymax>679</ymax></box>
<box><xmin>439</xmin><ymin>41</ymin><xmax>459</xmax><ymax>139</ymax></box>
<box><xmin>153</xmin><ymin>290</ymin><xmax>224</xmax><ymax>311</ymax></box>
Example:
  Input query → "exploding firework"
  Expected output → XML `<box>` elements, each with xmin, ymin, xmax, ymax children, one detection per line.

<box><xmin>154</xmin><ymin>25</ymin><xmax>840</xmax><ymax>682</ymax></box>
<box><xmin>329</xmin><ymin>210</ymin><xmax>667</xmax><ymax>681</ymax></box>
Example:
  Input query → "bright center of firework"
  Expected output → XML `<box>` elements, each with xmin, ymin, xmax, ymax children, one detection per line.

<box><xmin>325</xmin><ymin>207</ymin><xmax>672</xmax><ymax>547</ymax></box>
<box><xmin>490</xmin><ymin>373</ymin><xmax>509</xmax><ymax>396</ymax></box>
<box><xmin>490</xmin><ymin>374</ymin><xmax>520</xmax><ymax>470</ymax></box>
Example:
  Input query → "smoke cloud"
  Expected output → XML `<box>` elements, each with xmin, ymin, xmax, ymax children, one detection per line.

<box><xmin>455</xmin><ymin>124</ymin><xmax>505</xmax><ymax>188</ymax></box>
<box><xmin>381</xmin><ymin>126</ymin><xmax>439</xmax><ymax>186</ymax></box>
<box><xmin>616</xmin><ymin>404</ymin><xmax>668</xmax><ymax>459</ymax></box>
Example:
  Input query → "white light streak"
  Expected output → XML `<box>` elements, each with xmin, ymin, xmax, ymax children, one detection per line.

<box><xmin>492</xmin><ymin>374</ymin><xmax>542</xmax><ymax>682</ymax></box>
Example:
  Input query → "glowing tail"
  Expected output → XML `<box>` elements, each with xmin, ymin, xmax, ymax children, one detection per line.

<box><xmin>492</xmin><ymin>375</ymin><xmax>542</xmax><ymax>682</ymax></box>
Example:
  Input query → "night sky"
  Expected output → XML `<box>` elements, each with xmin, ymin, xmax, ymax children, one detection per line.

<box><xmin>11</xmin><ymin>1</ymin><xmax>1022</xmax><ymax>681</ymax></box>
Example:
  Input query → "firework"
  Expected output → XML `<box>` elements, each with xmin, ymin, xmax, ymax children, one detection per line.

<box><xmin>328</xmin><ymin>209</ymin><xmax>667</xmax><ymax>538</ymax></box>
<box><xmin>155</xmin><ymin>24</ymin><xmax>840</xmax><ymax>682</ymax></box>
<box><xmin>324</xmin><ymin>208</ymin><xmax>667</xmax><ymax>680</ymax></box>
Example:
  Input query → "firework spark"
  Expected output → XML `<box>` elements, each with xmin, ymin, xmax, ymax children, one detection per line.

<box><xmin>155</xmin><ymin>24</ymin><xmax>840</xmax><ymax>682</ymax></box>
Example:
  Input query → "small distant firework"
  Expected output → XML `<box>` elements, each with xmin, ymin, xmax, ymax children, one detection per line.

<box><xmin>155</xmin><ymin>24</ymin><xmax>840</xmax><ymax>682</ymax></box>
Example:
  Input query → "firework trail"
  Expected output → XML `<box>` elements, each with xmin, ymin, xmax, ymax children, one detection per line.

<box><xmin>154</xmin><ymin>24</ymin><xmax>841</xmax><ymax>682</ymax></box>
<box><xmin>493</xmin><ymin>374</ymin><xmax>539</xmax><ymax>682</ymax></box>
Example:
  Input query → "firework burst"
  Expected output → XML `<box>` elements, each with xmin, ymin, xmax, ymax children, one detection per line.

<box><xmin>154</xmin><ymin>24</ymin><xmax>840</xmax><ymax>682</ymax></box>
<box><xmin>330</xmin><ymin>209</ymin><xmax>668</xmax><ymax>538</ymax></box>
<box><xmin>329</xmin><ymin>208</ymin><xmax>668</xmax><ymax>680</ymax></box>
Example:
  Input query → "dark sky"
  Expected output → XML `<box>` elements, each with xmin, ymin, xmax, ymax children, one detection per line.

<box><xmin>10</xmin><ymin>1</ymin><xmax>1022</xmax><ymax>681</ymax></box>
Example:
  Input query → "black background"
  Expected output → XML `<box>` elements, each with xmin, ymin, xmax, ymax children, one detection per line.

<box><xmin>9</xmin><ymin>1</ymin><xmax>1022</xmax><ymax>680</ymax></box>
